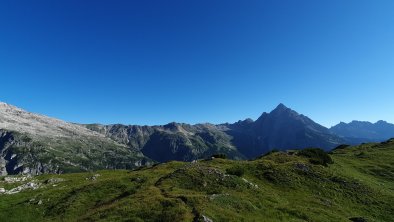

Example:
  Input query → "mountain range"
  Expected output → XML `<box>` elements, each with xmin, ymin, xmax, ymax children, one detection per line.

<box><xmin>1</xmin><ymin>101</ymin><xmax>393</xmax><ymax>175</ymax></box>
<box><xmin>330</xmin><ymin>120</ymin><xmax>394</xmax><ymax>143</ymax></box>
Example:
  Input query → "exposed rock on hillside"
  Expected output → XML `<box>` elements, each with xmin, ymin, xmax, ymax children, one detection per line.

<box><xmin>0</xmin><ymin>102</ymin><xmax>151</xmax><ymax>175</ymax></box>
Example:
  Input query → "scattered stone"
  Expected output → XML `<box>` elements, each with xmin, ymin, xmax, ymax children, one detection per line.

<box><xmin>202</xmin><ymin>215</ymin><xmax>213</xmax><ymax>222</ymax></box>
<box><xmin>209</xmin><ymin>193</ymin><xmax>229</xmax><ymax>200</ymax></box>
<box><xmin>242</xmin><ymin>178</ymin><xmax>259</xmax><ymax>189</ymax></box>
<box><xmin>86</xmin><ymin>174</ymin><xmax>101</xmax><ymax>181</ymax></box>
<box><xmin>4</xmin><ymin>182</ymin><xmax>40</xmax><ymax>194</ymax></box>
<box><xmin>45</xmin><ymin>178</ymin><xmax>65</xmax><ymax>184</ymax></box>
<box><xmin>294</xmin><ymin>163</ymin><xmax>309</xmax><ymax>172</ymax></box>
<box><xmin>28</xmin><ymin>198</ymin><xmax>44</xmax><ymax>205</ymax></box>
<box><xmin>130</xmin><ymin>177</ymin><xmax>144</xmax><ymax>183</ymax></box>
<box><xmin>0</xmin><ymin>188</ymin><xmax>5</xmax><ymax>193</ymax></box>
<box><xmin>319</xmin><ymin>198</ymin><xmax>332</xmax><ymax>207</ymax></box>
<box><xmin>4</xmin><ymin>175</ymin><xmax>32</xmax><ymax>183</ymax></box>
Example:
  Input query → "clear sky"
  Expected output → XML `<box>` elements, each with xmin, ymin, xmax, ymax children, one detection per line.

<box><xmin>1</xmin><ymin>0</ymin><xmax>393</xmax><ymax>127</ymax></box>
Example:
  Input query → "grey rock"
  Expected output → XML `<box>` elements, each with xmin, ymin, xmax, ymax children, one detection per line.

<box><xmin>4</xmin><ymin>175</ymin><xmax>31</xmax><ymax>183</ymax></box>
<box><xmin>242</xmin><ymin>178</ymin><xmax>259</xmax><ymax>189</ymax></box>
<box><xmin>45</xmin><ymin>178</ymin><xmax>65</xmax><ymax>184</ymax></box>
<box><xmin>202</xmin><ymin>215</ymin><xmax>213</xmax><ymax>222</ymax></box>
<box><xmin>86</xmin><ymin>174</ymin><xmax>101</xmax><ymax>181</ymax></box>
<box><xmin>294</xmin><ymin>163</ymin><xmax>309</xmax><ymax>172</ymax></box>
<box><xmin>5</xmin><ymin>181</ymin><xmax>40</xmax><ymax>194</ymax></box>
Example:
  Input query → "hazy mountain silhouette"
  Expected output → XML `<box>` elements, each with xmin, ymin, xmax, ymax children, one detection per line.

<box><xmin>330</xmin><ymin>120</ymin><xmax>394</xmax><ymax>142</ymax></box>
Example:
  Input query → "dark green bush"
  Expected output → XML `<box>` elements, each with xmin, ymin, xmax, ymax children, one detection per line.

<box><xmin>333</xmin><ymin>144</ymin><xmax>350</xmax><ymax>150</ymax></box>
<box><xmin>297</xmin><ymin>148</ymin><xmax>333</xmax><ymax>166</ymax></box>
<box><xmin>212</xmin><ymin>154</ymin><xmax>227</xmax><ymax>159</ymax></box>
<box><xmin>226</xmin><ymin>165</ymin><xmax>245</xmax><ymax>177</ymax></box>
<box><xmin>380</xmin><ymin>139</ymin><xmax>393</xmax><ymax>145</ymax></box>
<box><xmin>349</xmin><ymin>217</ymin><xmax>368</xmax><ymax>222</ymax></box>
<box><xmin>356</xmin><ymin>151</ymin><xmax>367</xmax><ymax>158</ymax></box>
<box><xmin>257</xmin><ymin>149</ymin><xmax>280</xmax><ymax>159</ymax></box>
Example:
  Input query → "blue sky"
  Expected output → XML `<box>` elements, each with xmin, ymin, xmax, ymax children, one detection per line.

<box><xmin>1</xmin><ymin>0</ymin><xmax>393</xmax><ymax>127</ymax></box>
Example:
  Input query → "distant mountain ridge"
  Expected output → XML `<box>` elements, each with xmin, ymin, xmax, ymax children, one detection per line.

<box><xmin>1</xmin><ymin>101</ymin><xmax>392</xmax><ymax>175</ymax></box>
<box><xmin>330</xmin><ymin>120</ymin><xmax>394</xmax><ymax>142</ymax></box>
<box><xmin>85</xmin><ymin>104</ymin><xmax>345</xmax><ymax>161</ymax></box>
<box><xmin>84</xmin><ymin>122</ymin><xmax>245</xmax><ymax>163</ymax></box>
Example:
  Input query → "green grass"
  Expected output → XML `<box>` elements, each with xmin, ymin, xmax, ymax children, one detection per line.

<box><xmin>6</xmin><ymin>131</ymin><xmax>149</xmax><ymax>174</ymax></box>
<box><xmin>1</xmin><ymin>140</ymin><xmax>394</xmax><ymax>221</ymax></box>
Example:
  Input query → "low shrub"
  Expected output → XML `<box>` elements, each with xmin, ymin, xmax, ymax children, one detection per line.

<box><xmin>212</xmin><ymin>154</ymin><xmax>227</xmax><ymax>159</ymax></box>
<box><xmin>297</xmin><ymin>148</ymin><xmax>333</xmax><ymax>166</ymax></box>
<box><xmin>226</xmin><ymin>165</ymin><xmax>245</xmax><ymax>177</ymax></box>
<box><xmin>356</xmin><ymin>151</ymin><xmax>367</xmax><ymax>158</ymax></box>
<box><xmin>258</xmin><ymin>149</ymin><xmax>280</xmax><ymax>159</ymax></box>
<box><xmin>333</xmin><ymin>144</ymin><xmax>350</xmax><ymax>150</ymax></box>
<box><xmin>349</xmin><ymin>217</ymin><xmax>368</xmax><ymax>222</ymax></box>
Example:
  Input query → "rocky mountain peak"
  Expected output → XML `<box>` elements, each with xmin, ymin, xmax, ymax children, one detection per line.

<box><xmin>255</xmin><ymin>104</ymin><xmax>301</xmax><ymax>124</ymax></box>
<box><xmin>273</xmin><ymin>103</ymin><xmax>288</xmax><ymax>111</ymax></box>
<box><xmin>0</xmin><ymin>101</ymin><xmax>103</xmax><ymax>138</ymax></box>
<box><xmin>269</xmin><ymin>103</ymin><xmax>299</xmax><ymax>116</ymax></box>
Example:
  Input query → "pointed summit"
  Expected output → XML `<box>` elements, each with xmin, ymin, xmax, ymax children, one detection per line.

<box><xmin>250</xmin><ymin>102</ymin><xmax>343</xmax><ymax>155</ymax></box>
<box><xmin>270</xmin><ymin>103</ymin><xmax>295</xmax><ymax>116</ymax></box>
<box><xmin>276</xmin><ymin>103</ymin><xmax>288</xmax><ymax>109</ymax></box>
<box><xmin>271</xmin><ymin>103</ymin><xmax>290</xmax><ymax>112</ymax></box>
<box><xmin>256</xmin><ymin>103</ymin><xmax>294</xmax><ymax>122</ymax></box>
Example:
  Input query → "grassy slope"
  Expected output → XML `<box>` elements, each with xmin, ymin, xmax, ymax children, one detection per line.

<box><xmin>0</xmin><ymin>140</ymin><xmax>393</xmax><ymax>222</ymax></box>
<box><xmin>7</xmin><ymin>131</ymin><xmax>148</xmax><ymax>174</ymax></box>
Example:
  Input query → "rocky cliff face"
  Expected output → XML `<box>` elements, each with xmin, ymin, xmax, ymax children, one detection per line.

<box><xmin>85</xmin><ymin>123</ymin><xmax>245</xmax><ymax>162</ymax></box>
<box><xmin>0</xmin><ymin>130</ymin><xmax>15</xmax><ymax>175</ymax></box>
<box><xmin>0</xmin><ymin>128</ymin><xmax>151</xmax><ymax>176</ymax></box>
<box><xmin>0</xmin><ymin>129</ymin><xmax>61</xmax><ymax>176</ymax></box>
<box><xmin>0</xmin><ymin>102</ymin><xmax>151</xmax><ymax>176</ymax></box>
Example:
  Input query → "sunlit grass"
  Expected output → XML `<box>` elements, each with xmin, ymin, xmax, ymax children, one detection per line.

<box><xmin>1</xmin><ymin>140</ymin><xmax>393</xmax><ymax>221</ymax></box>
